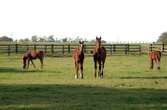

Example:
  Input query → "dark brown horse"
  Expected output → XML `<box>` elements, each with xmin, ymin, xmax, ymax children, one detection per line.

<box><xmin>149</xmin><ymin>51</ymin><xmax>161</xmax><ymax>70</ymax></box>
<box><xmin>72</xmin><ymin>41</ymin><xmax>85</xmax><ymax>79</ymax></box>
<box><xmin>23</xmin><ymin>50</ymin><xmax>45</xmax><ymax>69</ymax></box>
<box><xmin>93</xmin><ymin>36</ymin><xmax>106</xmax><ymax>78</ymax></box>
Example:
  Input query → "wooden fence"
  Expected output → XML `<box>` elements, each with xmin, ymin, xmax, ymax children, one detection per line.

<box><xmin>149</xmin><ymin>43</ymin><xmax>167</xmax><ymax>55</ymax></box>
<box><xmin>0</xmin><ymin>44</ymin><xmax>141</xmax><ymax>56</ymax></box>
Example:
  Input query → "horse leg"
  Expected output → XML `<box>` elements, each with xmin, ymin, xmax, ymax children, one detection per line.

<box><xmin>150</xmin><ymin>59</ymin><xmax>153</xmax><ymax>69</ymax></box>
<box><xmin>75</xmin><ymin>62</ymin><xmax>79</xmax><ymax>79</ymax></box>
<box><xmin>101</xmin><ymin>61</ymin><xmax>105</xmax><ymax>78</ymax></box>
<box><xmin>94</xmin><ymin>58</ymin><xmax>97</xmax><ymax>78</ymax></box>
<box><xmin>98</xmin><ymin>60</ymin><xmax>102</xmax><ymax>78</ymax></box>
<box><xmin>31</xmin><ymin>60</ymin><xmax>36</xmax><ymax>68</ymax></box>
<box><xmin>40</xmin><ymin>58</ymin><xmax>43</xmax><ymax>69</ymax></box>
<box><xmin>80</xmin><ymin>63</ymin><xmax>83</xmax><ymax>79</ymax></box>
<box><xmin>23</xmin><ymin>57</ymin><xmax>27</xmax><ymax>69</ymax></box>
<box><xmin>27</xmin><ymin>59</ymin><xmax>30</xmax><ymax>69</ymax></box>
<box><xmin>157</xmin><ymin>59</ymin><xmax>160</xmax><ymax>70</ymax></box>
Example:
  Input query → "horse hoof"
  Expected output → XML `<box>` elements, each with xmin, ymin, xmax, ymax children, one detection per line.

<box><xmin>75</xmin><ymin>75</ymin><xmax>78</xmax><ymax>79</ymax></box>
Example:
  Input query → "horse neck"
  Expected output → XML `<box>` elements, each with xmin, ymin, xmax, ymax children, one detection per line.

<box><xmin>79</xmin><ymin>45</ymin><xmax>84</xmax><ymax>54</ymax></box>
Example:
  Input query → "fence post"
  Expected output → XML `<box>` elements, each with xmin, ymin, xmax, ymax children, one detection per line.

<box><xmin>68</xmin><ymin>44</ymin><xmax>71</xmax><ymax>53</ymax></box>
<box><xmin>8</xmin><ymin>45</ymin><xmax>11</xmax><ymax>56</ymax></box>
<box><xmin>127</xmin><ymin>44</ymin><xmax>130</xmax><ymax>54</ymax></box>
<box><xmin>45</xmin><ymin>45</ymin><xmax>47</xmax><ymax>54</ymax></box>
<box><xmin>139</xmin><ymin>45</ymin><xmax>141</xmax><ymax>55</ymax></box>
<box><xmin>15</xmin><ymin>44</ymin><xmax>18</xmax><ymax>54</ymax></box>
<box><xmin>162</xmin><ymin>43</ymin><xmax>165</xmax><ymax>52</ymax></box>
<box><xmin>125</xmin><ymin>44</ymin><xmax>128</xmax><ymax>55</ymax></box>
<box><xmin>62</xmin><ymin>45</ymin><xmax>64</xmax><ymax>55</ymax></box>
<box><xmin>34</xmin><ymin>44</ymin><xmax>36</xmax><ymax>50</ymax></box>
<box><xmin>84</xmin><ymin>44</ymin><xmax>86</xmax><ymax>53</ymax></box>
<box><xmin>150</xmin><ymin>44</ymin><xmax>152</xmax><ymax>52</ymax></box>
<box><xmin>110</xmin><ymin>45</ymin><xmax>112</xmax><ymax>55</ymax></box>
<box><xmin>113</xmin><ymin>44</ymin><xmax>116</xmax><ymax>52</ymax></box>
<box><xmin>51</xmin><ymin>44</ymin><xmax>54</xmax><ymax>55</ymax></box>
<box><xmin>26</xmin><ymin>45</ymin><xmax>29</xmax><ymax>51</ymax></box>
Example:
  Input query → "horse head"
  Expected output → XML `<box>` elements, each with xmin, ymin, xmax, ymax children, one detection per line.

<box><xmin>79</xmin><ymin>41</ymin><xmax>84</xmax><ymax>53</ymax></box>
<box><xmin>96</xmin><ymin>36</ymin><xmax>102</xmax><ymax>50</ymax></box>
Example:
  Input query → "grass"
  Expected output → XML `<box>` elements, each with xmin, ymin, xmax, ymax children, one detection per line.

<box><xmin>0</xmin><ymin>54</ymin><xmax>167</xmax><ymax>110</ymax></box>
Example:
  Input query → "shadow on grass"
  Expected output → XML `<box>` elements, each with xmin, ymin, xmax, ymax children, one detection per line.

<box><xmin>0</xmin><ymin>67</ymin><xmax>44</xmax><ymax>74</ymax></box>
<box><xmin>113</xmin><ymin>76</ymin><xmax>167</xmax><ymax>79</ymax></box>
<box><xmin>0</xmin><ymin>84</ymin><xmax>167</xmax><ymax>110</ymax></box>
<box><xmin>0</xmin><ymin>67</ymin><xmax>64</xmax><ymax>74</ymax></box>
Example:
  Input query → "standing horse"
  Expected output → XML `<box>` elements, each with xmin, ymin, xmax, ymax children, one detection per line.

<box><xmin>72</xmin><ymin>41</ymin><xmax>85</xmax><ymax>79</ymax></box>
<box><xmin>23</xmin><ymin>50</ymin><xmax>45</xmax><ymax>69</ymax></box>
<box><xmin>93</xmin><ymin>36</ymin><xmax>106</xmax><ymax>78</ymax></box>
<box><xmin>149</xmin><ymin>51</ymin><xmax>161</xmax><ymax>69</ymax></box>
<box><xmin>149</xmin><ymin>50</ymin><xmax>161</xmax><ymax>70</ymax></box>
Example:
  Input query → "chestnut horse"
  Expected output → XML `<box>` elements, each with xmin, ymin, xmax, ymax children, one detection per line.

<box><xmin>72</xmin><ymin>41</ymin><xmax>85</xmax><ymax>79</ymax></box>
<box><xmin>149</xmin><ymin>50</ymin><xmax>161</xmax><ymax>70</ymax></box>
<box><xmin>23</xmin><ymin>50</ymin><xmax>44</xmax><ymax>69</ymax></box>
<box><xmin>93</xmin><ymin>36</ymin><xmax>106</xmax><ymax>78</ymax></box>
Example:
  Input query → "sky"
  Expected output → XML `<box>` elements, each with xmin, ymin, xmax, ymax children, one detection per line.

<box><xmin>0</xmin><ymin>0</ymin><xmax>167</xmax><ymax>43</ymax></box>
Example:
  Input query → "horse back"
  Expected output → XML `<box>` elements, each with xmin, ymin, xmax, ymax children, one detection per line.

<box><xmin>23</xmin><ymin>50</ymin><xmax>44</xmax><ymax>59</ymax></box>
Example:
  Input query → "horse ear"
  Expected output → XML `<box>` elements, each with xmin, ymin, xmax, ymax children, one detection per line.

<box><xmin>100</xmin><ymin>36</ymin><xmax>101</xmax><ymax>39</ymax></box>
<box><xmin>79</xmin><ymin>41</ymin><xmax>81</xmax><ymax>44</ymax></box>
<box><xmin>96</xmin><ymin>36</ymin><xmax>98</xmax><ymax>40</ymax></box>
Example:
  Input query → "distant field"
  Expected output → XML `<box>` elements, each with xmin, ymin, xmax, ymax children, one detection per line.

<box><xmin>0</xmin><ymin>54</ymin><xmax>167</xmax><ymax>110</ymax></box>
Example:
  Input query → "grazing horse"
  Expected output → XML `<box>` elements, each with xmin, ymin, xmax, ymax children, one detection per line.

<box><xmin>93</xmin><ymin>36</ymin><xmax>106</xmax><ymax>78</ymax></box>
<box><xmin>72</xmin><ymin>41</ymin><xmax>85</xmax><ymax>79</ymax></box>
<box><xmin>23</xmin><ymin>50</ymin><xmax>44</xmax><ymax>69</ymax></box>
<box><xmin>149</xmin><ymin>51</ymin><xmax>161</xmax><ymax>70</ymax></box>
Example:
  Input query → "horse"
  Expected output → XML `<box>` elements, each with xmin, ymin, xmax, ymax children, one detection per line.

<box><xmin>23</xmin><ymin>50</ymin><xmax>45</xmax><ymax>69</ymax></box>
<box><xmin>93</xmin><ymin>36</ymin><xmax>106</xmax><ymax>78</ymax></box>
<box><xmin>72</xmin><ymin>41</ymin><xmax>85</xmax><ymax>79</ymax></box>
<box><xmin>149</xmin><ymin>50</ymin><xmax>161</xmax><ymax>70</ymax></box>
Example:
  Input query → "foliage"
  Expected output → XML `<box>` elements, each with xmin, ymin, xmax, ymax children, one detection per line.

<box><xmin>31</xmin><ymin>35</ymin><xmax>38</xmax><ymax>42</ymax></box>
<box><xmin>0</xmin><ymin>36</ymin><xmax>13</xmax><ymax>42</ymax></box>
<box><xmin>157</xmin><ymin>32</ymin><xmax>167</xmax><ymax>43</ymax></box>
<box><xmin>48</xmin><ymin>35</ymin><xmax>55</xmax><ymax>42</ymax></box>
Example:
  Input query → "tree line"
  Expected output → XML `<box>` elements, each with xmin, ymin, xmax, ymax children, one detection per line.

<box><xmin>1</xmin><ymin>31</ymin><xmax>167</xmax><ymax>43</ymax></box>
<box><xmin>0</xmin><ymin>35</ymin><xmax>107</xmax><ymax>43</ymax></box>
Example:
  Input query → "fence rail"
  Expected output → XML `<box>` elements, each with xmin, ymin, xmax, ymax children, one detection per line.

<box><xmin>149</xmin><ymin>43</ymin><xmax>167</xmax><ymax>55</ymax></box>
<box><xmin>0</xmin><ymin>44</ymin><xmax>142</xmax><ymax>56</ymax></box>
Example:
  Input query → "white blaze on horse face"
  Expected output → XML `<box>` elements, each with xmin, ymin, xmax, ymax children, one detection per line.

<box><xmin>80</xmin><ymin>44</ymin><xmax>84</xmax><ymax>52</ymax></box>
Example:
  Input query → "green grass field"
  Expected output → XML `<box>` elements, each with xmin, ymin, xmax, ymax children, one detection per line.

<box><xmin>0</xmin><ymin>54</ymin><xmax>167</xmax><ymax>110</ymax></box>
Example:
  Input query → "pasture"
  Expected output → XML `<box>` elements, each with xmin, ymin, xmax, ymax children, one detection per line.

<box><xmin>0</xmin><ymin>54</ymin><xmax>167</xmax><ymax>110</ymax></box>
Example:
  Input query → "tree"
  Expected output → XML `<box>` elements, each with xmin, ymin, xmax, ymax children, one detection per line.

<box><xmin>19</xmin><ymin>38</ymin><xmax>30</xmax><ymax>42</ymax></box>
<box><xmin>0</xmin><ymin>36</ymin><xmax>13</xmax><ymax>42</ymax></box>
<box><xmin>39</xmin><ymin>37</ymin><xmax>46</xmax><ymax>42</ymax></box>
<box><xmin>24</xmin><ymin>38</ymin><xmax>30</xmax><ymax>42</ymax></box>
<box><xmin>62</xmin><ymin>37</ymin><xmax>68</xmax><ymax>42</ymax></box>
<box><xmin>157</xmin><ymin>32</ymin><xmax>167</xmax><ymax>43</ymax></box>
<box><xmin>48</xmin><ymin>35</ymin><xmax>55</xmax><ymax>42</ymax></box>
<box><xmin>31</xmin><ymin>35</ymin><xmax>38</xmax><ymax>42</ymax></box>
